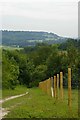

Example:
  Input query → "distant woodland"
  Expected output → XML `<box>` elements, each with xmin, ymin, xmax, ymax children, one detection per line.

<box><xmin>1</xmin><ymin>30</ymin><xmax>67</xmax><ymax>47</ymax></box>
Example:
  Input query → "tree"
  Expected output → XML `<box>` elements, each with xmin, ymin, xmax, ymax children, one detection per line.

<box><xmin>28</xmin><ymin>45</ymin><xmax>52</xmax><ymax>66</ymax></box>
<box><xmin>46</xmin><ymin>47</ymin><xmax>62</xmax><ymax>77</ymax></box>
<box><xmin>2</xmin><ymin>51</ymin><xmax>19</xmax><ymax>89</ymax></box>
<box><xmin>29</xmin><ymin>65</ymin><xmax>47</xmax><ymax>87</ymax></box>
<box><xmin>67</xmin><ymin>43</ymin><xmax>79</xmax><ymax>88</ymax></box>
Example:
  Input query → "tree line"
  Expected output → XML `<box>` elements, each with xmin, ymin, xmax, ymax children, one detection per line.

<box><xmin>2</xmin><ymin>39</ymin><xmax>80</xmax><ymax>89</ymax></box>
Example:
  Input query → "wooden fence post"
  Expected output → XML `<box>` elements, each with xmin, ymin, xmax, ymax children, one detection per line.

<box><xmin>46</xmin><ymin>79</ymin><xmax>49</xmax><ymax>95</ymax></box>
<box><xmin>43</xmin><ymin>81</ymin><xmax>45</xmax><ymax>92</ymax></box>
<box><xmin>54</xmin><ymin>76</ymin><xmax>57</xmax><ymax>98</ymax></box>
<box><xmin>49</xmin><ymin>78</ymin><xmax>51</xmax><ymax>96</ymax></box>
<box><xmin>41</xmin><ymin>82</ymin><xmax>44</xmax><ymax>92</ymax></box>
<box><xmin>44</xmin><ymin>80</ymin><xmax>47</xmax><ymax>93</ymax></box>
<box><xmin>57</xmin><ymin>74</ymin><xmax>59</xmax><ymax>99</ymax></box>
<box><xmin>60</xmin><ymin>72</ymin><xmax>63</xmax><ymax>100</ymax></box>
<box><xmin>51</xmin><ymin>77</ymin><xmax>54</xmax><ymax>97</ymax></box>
<box><xmin>39</xmin><ymin>82</ymin><xmax>40</xmax><ymax>88</ymax></box>
<box><xmin>45</xmin><ymin>80</ymin><xmax>47</xmax><ymax>94</ymax></box>
<box><xmin>47</xmin><ymin>79</ymin><xmax>50</xmax><ymax>96</ymax></box>
<box><xmin>68</xmin><ymin>68</ymin><xmax>72</xmax><ymax>110</ymax></box>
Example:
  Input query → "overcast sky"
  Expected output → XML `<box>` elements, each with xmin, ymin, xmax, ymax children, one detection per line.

<box><xmin>0</xmin><ymin>0</ymin><xmax>79</xmax><ymax>38</ymax></box>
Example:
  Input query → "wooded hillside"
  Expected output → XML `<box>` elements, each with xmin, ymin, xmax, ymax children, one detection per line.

<box><xmin>2</xmin><ymin>39</ymin><xmax>80</xmax><ymax>89</ymax></box>
<box><xmin>1</xmin><ymin>30</ymin><xmax>67</xmax><ymax>47</ymax></box>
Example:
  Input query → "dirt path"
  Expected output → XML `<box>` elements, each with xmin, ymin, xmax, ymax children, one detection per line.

<box><xmin>0</xmin><ymin>108</ymin><xmax>9</xmax><ymax>120</ymax></box>
<box><xmin>0</xmin><ymin>92</ymin><xmax>28</xmax><ymax>104</ymax></box>
<box><xmin>0</xmin><ymin>92</ymin><xmax>29</xmax><ymax>119</ymax></box>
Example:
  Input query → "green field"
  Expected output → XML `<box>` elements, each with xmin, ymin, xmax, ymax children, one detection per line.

<box><xmin>2</xmin><ymin>85</ymin><xmax>28</xmax><ymax>99</ymax></box>
<box><xmin>2</xmin><ymin>45</ymin><xmax>23</xmax><ymax>50</ymax></box>
<box><xmin>2</xmin><ymin>86</ymin><xmax>78</xmax><ymax>118</ymax></box>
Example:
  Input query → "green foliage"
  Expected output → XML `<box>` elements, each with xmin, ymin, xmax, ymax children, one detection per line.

<box><xmin>2</xmin><ymin>85</ymin><xmax>28</xmax><ymax>99</ymax></box>
<box><xmin>2</xmin><ymin>50</ymin><xmax>19</xmax><ymax>89</ymax></box>
<box><xmin>2</xmin><ymin>39</ymin><xmax>80</xmax><ymax>89</ymax></box>
<box><xmin>28</xmin><ymin>45</ymin><xmax>52</xmax><ymax>66</ymax></box>
<box><xmin>46</xmin><ymin>47</ymin><xmax>61</xmax><ymax>76</ymax></box>
<box><xmin>28</xmin><ymin>65</ymin><xmax>47</xmax><ymax>88</ymax></box>
<box><xmin>67</xmin><ymin>42</ymin><xmax>79</xmax><ymax>88</ymax></box>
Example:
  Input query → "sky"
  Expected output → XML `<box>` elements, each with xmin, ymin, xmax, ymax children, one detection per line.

<box><xmin>0</xmin><ymin>0</ymin><xmax>79</xmax><ymax>38</ymax></box>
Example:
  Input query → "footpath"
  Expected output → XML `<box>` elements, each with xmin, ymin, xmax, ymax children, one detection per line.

<box><xmin>0</xmin><ymin>92</ymin><xmax>28</xmax><ymax>119</ymax></box>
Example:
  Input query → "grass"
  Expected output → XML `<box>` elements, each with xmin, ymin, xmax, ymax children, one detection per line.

<box><xmin>2</xmin><ymin>86</ymin><xmax>78</xmax><ymax>118</ymax></box>
<box><xmin>2</xmin><ymin>45</ymin><xmax>23</xmax><ymax>51</ymax></box>
<box><xmin>2</xmin><ymin>85</ymin><xmax>28</xmax><ymax>99</ymax></box>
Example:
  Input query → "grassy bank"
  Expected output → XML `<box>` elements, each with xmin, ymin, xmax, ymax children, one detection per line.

<box><xmin>2</xmin><ymin>85</ymin><xmax>28</xmax><ymax>99</ymax></box>
<box><xmin>2</xmin><ymin>86</ymin><xmax>78</xmax><ymax>118</ymax></box>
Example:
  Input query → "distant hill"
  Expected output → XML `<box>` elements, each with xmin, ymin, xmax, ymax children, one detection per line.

<box><xmin>1</xmin><ymin>30</ymin><xmax>68</xmax><ymax>47</ymax></box>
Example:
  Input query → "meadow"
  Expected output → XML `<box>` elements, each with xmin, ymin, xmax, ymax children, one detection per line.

<box><xmin>2</xmin><ymin>45</ymin><xmax>23</xmax><ymax>50</ymax></box>
<box><xmin>2</xmin><ymin>86</ymin><xmax>78</xmax><ymax>118</ymax></box>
